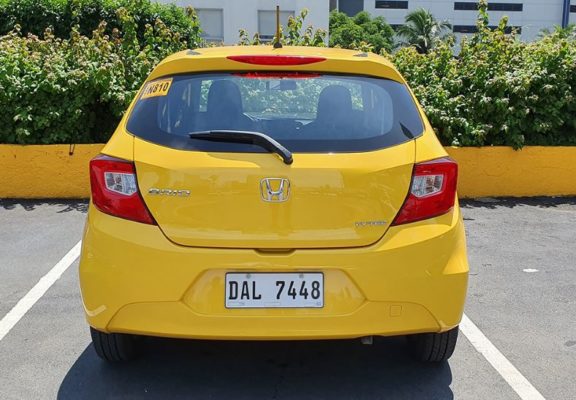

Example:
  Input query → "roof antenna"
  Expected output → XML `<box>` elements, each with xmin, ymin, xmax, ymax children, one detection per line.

<box><xmin>273</xmin><ymin>5</ymin><xmax>283</xmax><ymax>49</ymax></box>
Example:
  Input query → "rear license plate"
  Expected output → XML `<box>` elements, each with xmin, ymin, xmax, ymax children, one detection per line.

<box><xmin>225</xmin><ymin>273</ymin><xmax>324</xmax><ymax>309</ymax></box>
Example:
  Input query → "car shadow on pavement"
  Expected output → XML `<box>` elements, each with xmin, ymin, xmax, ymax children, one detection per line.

<box><xmin>0</xmin><ymin>199</ymin><xmax>88</xmax><ymax>213</ymax></box>
<box><xmin>57</xmin><ymin>336</ymin><xmax>454</xmax><ymax>400</ymax></box>
<box><xmin>460</xmin><ymin>196</ymin><xmax>576</xmax><ymax>210</ymax></box>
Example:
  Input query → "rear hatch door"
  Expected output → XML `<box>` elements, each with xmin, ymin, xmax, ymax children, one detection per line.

<box><xmin>135</xmin><ymin>137</ymin><xmax>414</xmax><ymax>249</ymax></box>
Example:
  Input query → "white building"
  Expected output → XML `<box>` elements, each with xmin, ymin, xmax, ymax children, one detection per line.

<box><xmin>338</xmin><ymin>0</ymin><xmax>576</xmax><ymax>41</ymax></box>
<box><xmin>160</xmin><ymin>1</ymin><xmax>575</xmax><ymax>44</ymax></box>
<box><xmin>158</xmin><ymin>0</ymin><xmax>330</xmax><ymax>45</ymax></box>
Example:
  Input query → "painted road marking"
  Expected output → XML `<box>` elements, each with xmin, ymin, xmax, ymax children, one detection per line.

<box><xmin>0</xmin><ymin>241</ymin><xmax>82</xmax><ymax>342</ymax></box>
<box><xmin>461</xmin><ymin>314</ymin><xmax>546</xmax><ymax>400</ymax></box>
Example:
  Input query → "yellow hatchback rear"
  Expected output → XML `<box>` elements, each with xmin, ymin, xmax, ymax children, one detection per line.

<box><xmin>79</xmin><ymin>46</ymin><xmax>468</xmax><ymax>363</ymax></box>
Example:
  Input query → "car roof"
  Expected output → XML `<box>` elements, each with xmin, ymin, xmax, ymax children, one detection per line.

<box><xmin>148</xmin><ymin>46</ymin><xmax>405</xmax><ymax>83</ymax></box>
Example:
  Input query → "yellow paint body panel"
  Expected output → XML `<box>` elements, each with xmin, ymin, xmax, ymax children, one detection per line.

<box><xmin>80</xmin><ymin>203</ymin><xmax>468</xmax><ymax>339</ymax></box>
<box><xmin>79</xmin><ymin>45</ymin><xmax>469</xmax><ymax>339</ymax></box>
<box><xmin>134</xmin><ymin>137</ymin><xmax>414</xmax><ymax>249</ymax></box>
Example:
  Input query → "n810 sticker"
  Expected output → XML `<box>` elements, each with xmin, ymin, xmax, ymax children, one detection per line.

<box><xmin>140</xmin><ymin>78</ymin><xmax>172</xmax><ymax>99</ymax></box>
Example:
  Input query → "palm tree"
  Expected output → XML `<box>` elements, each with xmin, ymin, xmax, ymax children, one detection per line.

<box><xmin>539</xmin><ymin>24</ymin><xmax>575</xmax><ymax>39</ymax></box>
<box><xmin>396</xmin><ymin>8</ymin><xmax>452</xmax><ymax>54</ymax></box>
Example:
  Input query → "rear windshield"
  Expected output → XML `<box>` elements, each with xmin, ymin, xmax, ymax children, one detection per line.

<box><xmin>126</xmin><ymin>73</ymin><xmax>423</xmax><ymax>153</ymax></box>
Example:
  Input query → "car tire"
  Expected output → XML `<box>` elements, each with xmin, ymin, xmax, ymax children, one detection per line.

<box><xmin>407</xmin><ymin>326</ymin><xmax>459</xmax><ymax>362</ymax></box>
<box><xmin>90</xmin><ymin>327</ymin><xmax>139</xmax><ymax>362</ymax></box>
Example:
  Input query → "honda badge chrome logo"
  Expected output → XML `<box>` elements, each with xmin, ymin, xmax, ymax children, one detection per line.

<box><xmin>260</xmin><ymin>178</ymin><xmax>290</xmax><ymax>202</ymax></box>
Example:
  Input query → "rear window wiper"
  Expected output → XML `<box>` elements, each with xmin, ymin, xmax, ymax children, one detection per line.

<box><xmin>189</xmin><ymin>130</ymin><xmax>293</xmax><ymax>165</ymax></box>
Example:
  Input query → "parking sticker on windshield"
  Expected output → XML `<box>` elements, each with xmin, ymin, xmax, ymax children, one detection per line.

<box><xmin>140</xmin><ymin>78</ymin><xmax>173</xmax><ymax>99</ymax></box>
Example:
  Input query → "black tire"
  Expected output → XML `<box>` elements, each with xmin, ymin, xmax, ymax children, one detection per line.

<box><xmin>407</xmin><ymin>326</ymin><xmax>459</xmax><ymax>362</ymax></box>
<box><xmin>90</xmin><ymin>327</ymin><xmax>139</xmax><ymax>362</ymax></box>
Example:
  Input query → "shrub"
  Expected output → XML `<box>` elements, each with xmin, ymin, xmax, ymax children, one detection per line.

<box><xmin>329</xmin><ymin>10</ymin><xmax>394</xmax><ymax>54</ymax></box>
<box><xmin>239</xmin><ymin>9</ymin><xmax>326</xmax><ymax>47</ymax></box>
<box><xmin>0</xmin><ymin>0</ymin><xmax>201</xmax><ymax>49</ymax></box>
<box><xmin>393</xmin><ymin>3</ymin><xmax>576</xmax><ymax>148</ymax></box>
<box><xmin>0</xmin><ymin>7</ymin><xmax>190</xmax><ymax>144</ymax></box>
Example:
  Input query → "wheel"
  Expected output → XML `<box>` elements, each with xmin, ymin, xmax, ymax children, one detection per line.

<box><xmin>90</xmin><ymin>327</ymin><xmax>139</xmax><ymax>362</ymax></box>
<box><xmin>407</xmin><ymin>326</ymin><xmax>459</xmax><ymax>362</ymax></box>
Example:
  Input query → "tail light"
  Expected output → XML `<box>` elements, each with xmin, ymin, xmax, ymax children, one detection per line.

<box><xmin>392</xmin><ymin>157</ymin><xmax>458</xmax><ymax>225</ymax></box>
<box><xmin>233</xmin><ymin>72</ymin><xmax>320</xmax><ymax>79</ymax></box>
<box><xmin>227</xmin><ymin>55</ymin><xmax>326</xmax><ymax>65</ymax></box>
<box><xmin>89</xmin><ymin>155</ymin><xmax>156</xmax><ymax>225</ymax></box>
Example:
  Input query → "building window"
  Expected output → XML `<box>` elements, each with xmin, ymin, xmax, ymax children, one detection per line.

<box><xmin>453</xmin><ymin>25</ymin><xmax>522</xmax><ymax>34</ymax></box>
<box><xmin>375</xmin><ymin>1</ymin><xmax>409</xmax><ymax>9</ymax></box>
<box><xmin>390</xmin><ymin>24</ymin><xmax>404</xmax><ymax>30</ymax></box>
<box><xmin>339</xmin><ymin>0</ymin><xmax>364</xmax><ymax>16</ymax></box>
<box><xmin>196</xmin><ymin>9</ymin><xmax>223</xmax><ymax>42</ymax></box>
<box><xmin>258</xmin><ymin>10</ymin><xmax>295</xmax><ymax>41</ymax></box>
<box><xmin>453</xmin><ymin>25</ymin><xmax>477</xmax><ymax>33</ymax></box>
<box><xmin>330</xmin><ymin>0</ymin><xmax>338</xmax><ymax>11</ymax></box>
<box><xmin>571</xmin><ymin>5</ymin><xmax>576</xmax><ymax>12</ymax></box>
<box><xmin>454</xmin><ymin>2</ymin><xmax>523</xmax><ymax>12</ymax></box>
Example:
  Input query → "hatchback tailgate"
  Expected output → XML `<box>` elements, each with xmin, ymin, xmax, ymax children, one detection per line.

<box><xmin>134</xmin><ymin>137</ymin><xmax>414</xmax><ymax>249</ymax></box>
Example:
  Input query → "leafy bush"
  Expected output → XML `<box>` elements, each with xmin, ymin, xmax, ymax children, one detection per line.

<box><xmin>329</xmin><ymin>10</ymin><xmax>394</xmax><ymax>54</ymax></box>
<box><xmin>0</xmin><ymin>6</ymin><xmax>191</xmax><ymax>144</ymax></box>
<box><xmin>239</xmin><ymin>9</ymin><xmax>326</xmax><ymax>47</ymax></box>
<box><xmin>393</xmin><ymin>3</ymin><xmax>576</xmax><ymax>148</ymax></box>
<box><xmin>0</xmin><ymin>0</ymin><xmax>201</xmax><ymax>48</ymax></box>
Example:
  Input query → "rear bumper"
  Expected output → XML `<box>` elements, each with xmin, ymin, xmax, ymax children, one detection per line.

<box><xmin>79</xmin><ymin>203</ymin><xmax>468</xmax><ymax>340</ymax></box>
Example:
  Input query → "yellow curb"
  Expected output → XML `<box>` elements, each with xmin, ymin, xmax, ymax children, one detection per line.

<box><xmin>0</xmin><ymin>144</ymin><xmax>104</xmax><ymax>198</ymax></box>
<box><xmin>446</xmin><ymin>146</ymin><xmax>576</xmax><ymax>198</ymax></box>
<box><xmin>0</xmin><ymin>144</ymin><xmax>575</xmax><ymax>198</ymax></box>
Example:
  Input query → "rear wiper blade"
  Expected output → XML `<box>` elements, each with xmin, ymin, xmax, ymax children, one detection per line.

<box><xmin>189</xmin><ymin>130</ymin><xmax>293</xmax><ymax>165</ymax></box>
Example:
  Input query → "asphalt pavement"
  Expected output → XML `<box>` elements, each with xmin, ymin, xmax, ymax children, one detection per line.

<box><xmin>0</xmin><ymin>198</ymin><xmax>574</xmax><ymax>400</ymax></box>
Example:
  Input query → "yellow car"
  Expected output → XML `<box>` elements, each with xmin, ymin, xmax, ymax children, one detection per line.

<box><xmin>80</xmin><ymin>46</ymin><xmax>468</xmax><ymax>363</ymax></box>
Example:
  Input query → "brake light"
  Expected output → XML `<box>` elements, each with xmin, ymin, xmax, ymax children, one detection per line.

<box><xmin>392</xmin><ymin>157</ymin><xmax>458</xmax><ymax>225</ymax></box>
<box><xmin>227</xmin><ymin>55</ymin><xmax>326</xmax><ymax>65</ymax></box>
<box><xmin>233</xmin><ymin>72</ymin><xmax>320</xmax><ymax>79</ymax></box>
<box><xmin>89</xmin><ymin>155</ymin><xmax>156</xmax><ymax>225</ymax></box>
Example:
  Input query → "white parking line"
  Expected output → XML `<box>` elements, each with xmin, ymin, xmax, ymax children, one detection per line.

<box><xmin>461</xmin><ymin>314</ymin><xmax>546</xmax><ymax>400</ymax></box>
<box><xmin>0</xmin><ymin>241</ymin><xmax>82</xmax><ymax>342</ymax></box>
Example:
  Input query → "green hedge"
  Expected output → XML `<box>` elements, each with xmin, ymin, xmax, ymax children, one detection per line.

<box><xmin>0</xmin><ymin>2</ymin><xmax>574</xmax><ymax>147</ymax></box>
<box><xmin>393</xmin><ymin>19</ymin><xmax>576</xmax><ymax>148</ymax></box>
<box><xmin>0</xmin><ymin>0</ymin><xmax>199</xmax><ymax>144</ymax></box>
<box><xmin>328</xmin><ymin>10</ymin><xmax>394</xmax><ymax>54</ymax></box>
<box><xmin>0</xmin><ymin>0</ymin><xmax>200</xmax><ymax>47</ymax></box>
